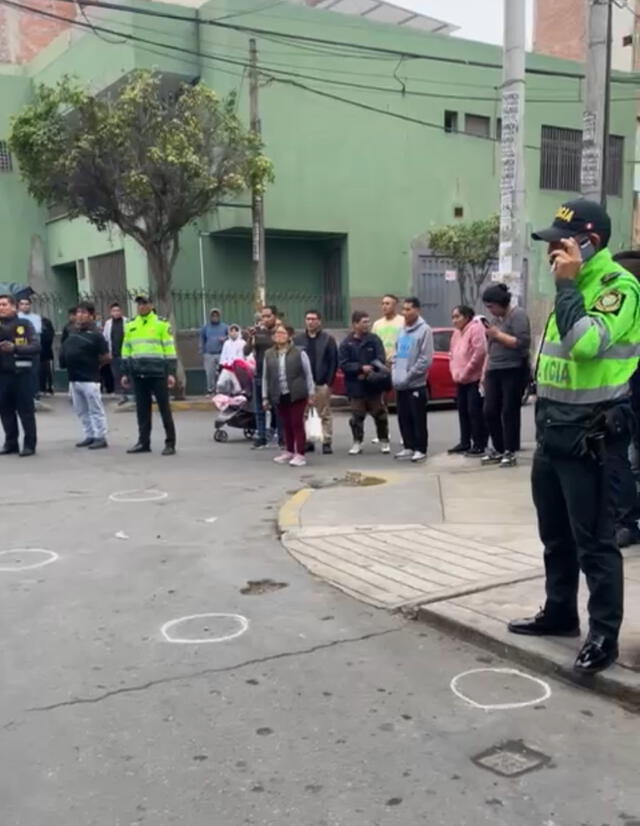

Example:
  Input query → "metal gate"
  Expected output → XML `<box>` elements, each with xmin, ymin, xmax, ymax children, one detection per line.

<box><xmin>412</xmin><ymin>249</ymin><xmax>462</xmax><ymax>327</ymax></box>
<box><xmin>88</xmin><ymin>251</ymin><xmax>128</xmax><ymax>319</ymax></box>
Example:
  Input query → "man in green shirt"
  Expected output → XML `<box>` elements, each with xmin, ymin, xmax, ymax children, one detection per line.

<box><xmin>509</xmin><ymin>199</ymin><xmax>640</xmax><ymax>674</ymax></box>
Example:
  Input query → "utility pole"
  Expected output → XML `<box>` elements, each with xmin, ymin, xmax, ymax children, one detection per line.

<box><xmin>249</xmin><ymin>38</ymin><xmax>266</xmax><ymax>311</ymax></box>
<box><xmin>499</xmin><ymin>0</ymin><xmax>526</xmax><ymax>306</ymax></box>
<box><xmin>581</xmin><ymin>0</ymin><xmax>613</xmax><ymax>206</ymax></box>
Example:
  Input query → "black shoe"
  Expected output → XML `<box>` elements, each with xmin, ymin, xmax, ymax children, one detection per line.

<box><xmin>464</xmin><ymin>446</ymin><xmax>485</xmax><ymax>456</ymax></box>
<box><xmin>305</xmin><ymin>442</ymin><xmax>316</xmax><ymax>453</ymax></box>
<box><xmin>76</xmin><ymin>438</ymin><xmax>94</xmax><ymax>448</ymax></box>
<box><xmin>88</xmin><ymin>438</ymin><xmax>108</xmax><ymax>450</ymax></box>
<box><xmin>252</xmin><ymin>439</ymin><xmax>267</xmax><ymax>450</ymax></box>
<box><xmin>19</xmin><ymin>447</ymin><xmax>35</xmax><ymax>457</ymax></box>
<box><xmin>322</xmin><ymin>442</ymin><xmax>333</xmax><ymax>455</ymax></box>
<box><xmin>574</xmin><ymin>635</ymin><xmax>619</xmax><ymax>674</ymax></box>
<box><xmin>162</xmin><ymin>445</ymin><xmax>176</xmax><ymax>456</ymax></box>
<box><xmin>0</xmin><ymin>444</ymin><xmax>19</xmax><ymax>455</ymax></box>
<box><xmin>508</xmin><ymin>609</ymin><xmax>580</xmax><ymax>637</ymax></box>
<box><xmin>447</xmin><ymin>443</ymin><xmax>470</xmax><ymax>455</ymax></box>
<box><xmin>127</xmin><ymin>443</ymin><xmax>151</xmax><ymax>454</ymax></box>
<box><xmin>616</xmin><ymin>526</ymin><xmax>640</xmax><ymax>549</ymax></box>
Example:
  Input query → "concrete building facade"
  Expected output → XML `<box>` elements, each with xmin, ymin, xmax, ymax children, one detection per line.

<box><xmin>0</xmin><ymin>0</ymin><xmax>637</xmax><ymax>340</ymax></box>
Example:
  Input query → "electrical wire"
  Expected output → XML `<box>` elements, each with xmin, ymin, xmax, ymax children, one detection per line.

<box><xmin>29</xmin><ymin>0</ymin><xmax>640</xmax><ymax>85</ymax></box>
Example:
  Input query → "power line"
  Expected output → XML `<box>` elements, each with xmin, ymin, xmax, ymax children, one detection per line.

<box><xmin>37</xmin><ymin>0</ymin><xmax>640</xmax><ymax>85</ymax></box>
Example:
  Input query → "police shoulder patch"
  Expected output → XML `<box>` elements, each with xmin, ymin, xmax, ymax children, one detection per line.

<box><xmin>594</xmin><ymin>289</ymin><xmax>624</xmax><ymax>314</ymax></box>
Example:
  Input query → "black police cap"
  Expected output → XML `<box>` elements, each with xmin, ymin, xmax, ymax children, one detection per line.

<box><xmin>532</xmin><ymin>198</ymin><xmax>611</xmax><ymax>242</ymax></box>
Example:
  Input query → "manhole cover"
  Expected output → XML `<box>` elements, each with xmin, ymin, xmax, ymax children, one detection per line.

<box><xmin>472</xmin><ymin>740</ymin><xmax>551</xmax><ymax>777</ymax></box>
<box><xmin>240</xmin><ymin>579</ymin><xmax>288</xmax><ymax>596</ymax></box>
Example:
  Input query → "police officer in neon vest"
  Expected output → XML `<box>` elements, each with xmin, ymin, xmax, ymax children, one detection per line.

<box><xmin>121</xmin><ymin>295</ymin><xmax>177</xmax><ymax>456</ymax></box>
<box><xmin>509</xmin><ymin>200</ymin><xmax>640</xmax><ymax>673</ymax></box>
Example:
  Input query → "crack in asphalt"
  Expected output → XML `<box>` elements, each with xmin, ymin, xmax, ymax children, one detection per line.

<box><xmin>26</xmin><ymin>627</ymin><xmax>401</xmax><ymax>713</ymax></box>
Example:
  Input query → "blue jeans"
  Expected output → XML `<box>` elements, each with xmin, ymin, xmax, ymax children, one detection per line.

<box><xmin>254</xmin><ymin>377</ymin><xmax>283</xmax><ymax>444</ymax></box>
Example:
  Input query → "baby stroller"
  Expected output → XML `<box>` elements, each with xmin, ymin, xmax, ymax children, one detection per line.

<box><xmin>212</xmin><ymin>358</ymin><xmax>257</xmax><ymax>443</ymax></box>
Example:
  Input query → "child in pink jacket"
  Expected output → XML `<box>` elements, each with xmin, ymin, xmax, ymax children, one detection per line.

<box><xmin>448</xmin><ymin>306</ymin><xmax>488</xmax><ymax>455</ymax></box>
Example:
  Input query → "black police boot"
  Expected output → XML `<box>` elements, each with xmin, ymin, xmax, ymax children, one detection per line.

<box><xmin>574</xmin><ymin>635</ymin><xmax>619</xmax><ymax>674</ymax></box>
<box><xmin>0</xmin><ymin>444</ymin><xmax>19</xmax><ymax>456</ymax></box>
<box><xmin>616</xmin><ymin>525</ymin><xmax>640</xmax><ymax>549</ymax></box>
<box><xmin>76</xmin><ymin>438</ymin><xmax>94</xmax><ymax>448</ymax></box>
<box><xmin>508</xmin><ymin>609</ymin><xmax>580</xmax><ymax>637</ymax></box>
<box><xmin>19</xmin><ymin>447</ymin><xmax>36</xmax><ymax>458</ymax></box>
<box><xmin>127</xmin><ymin>443</ymin><xmax>151</xmax><ymax>454</ymax></box>
<box><xmin>162</xmin><ymin>445</ymin><xmax>176</xmax><ymax>456</ymax></box>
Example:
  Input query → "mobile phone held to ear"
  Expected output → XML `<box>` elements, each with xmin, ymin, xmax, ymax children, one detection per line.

<box><xmin>576</xmin><ymin>234</ymin><xmax>596</xmax><ymax>262</ymax></box>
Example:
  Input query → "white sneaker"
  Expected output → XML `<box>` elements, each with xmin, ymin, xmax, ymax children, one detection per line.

<box><xmin>395</xmin><ymin>448</ymin><xmax>413</xmax><ymax>460</ymax></box>
<box><xmin>289</xmin><ymin>454</ymin><xmax>307</xmax><ymax>467</ymax></box>
<box><xmin>411</xmin><ymin>451</ymin><xmax>427</xmax><ymax>463</ymax></box>
<box><xmin>273</xmin><ymin>451</ymin><xmax>294</xmax><ymax>464</ymax></box>
<box><xmin>349</xmin><ymin>442</ymin><xmax>363</xmax><ymax>455</ymax></box>
<box><xmin>380</xmin><ymin>441</ymin><xmax>391</xmax><ymax>455</ymax></box>
<box><xmin>371</xmin><ymin>437</ymin><xmax>380</xmax><ymax>444</ymax></box>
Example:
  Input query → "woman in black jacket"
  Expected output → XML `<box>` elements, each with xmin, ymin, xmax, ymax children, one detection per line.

<box><xmin>338</xmin><ymin>311</ymin><xmax>391</xmax><ymax>456</ymax></box>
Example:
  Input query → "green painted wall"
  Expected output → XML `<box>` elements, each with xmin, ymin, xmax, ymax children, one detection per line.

<box><xmin>1</xmin><ymin>0</ymin><xmax>636</xmax><ymax>326</ymax></box>
<box><xmin>0</xmin><ymin>69</ymin><xmax>45</xmax><ymax>287</ymax></box>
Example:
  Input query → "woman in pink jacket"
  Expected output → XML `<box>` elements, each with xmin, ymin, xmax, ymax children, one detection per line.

<box><xmin>448</xmin><ymin>305</ymin><xmax>488</xmax><ymax>455</ymax></box>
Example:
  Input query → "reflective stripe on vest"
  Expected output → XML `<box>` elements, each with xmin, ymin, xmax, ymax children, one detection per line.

<box><xmin>541</xmin><ymin>341</ymin><xmax>640</xmax><ymax>360</ymax></box>
<box><xmin>537</xmin><ymin>382</ymin><xmax>630</xmax><ymax>404</ymax></box>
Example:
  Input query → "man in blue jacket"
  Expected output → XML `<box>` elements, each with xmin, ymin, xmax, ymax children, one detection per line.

<box><xmin>200</xmin><ymin>308</ymin><xmax>228</xmax><ymax>393</ymax></box>
<box><xmin>338</xmin><ymin>311</ymin><xmax>391</xmax><ymax>456</ymax></box>
<box><xmin>392</xmin><ymin>297</ymin><xmax>433</xmax><ymax>463</ymax></box>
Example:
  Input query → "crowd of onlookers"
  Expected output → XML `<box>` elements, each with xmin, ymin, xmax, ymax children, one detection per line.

<box><xmin>201</xmin><ymin>287</ymin><xmax>532</xmax><ymax>470</ymax></box>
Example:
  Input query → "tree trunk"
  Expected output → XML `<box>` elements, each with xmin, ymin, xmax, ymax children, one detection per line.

<box><xmin>147</xmin><ymin>244</ymin><xmax>187</xmax><ymax>400</ymax></box>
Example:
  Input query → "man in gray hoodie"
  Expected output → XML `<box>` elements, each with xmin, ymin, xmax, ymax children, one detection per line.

<box><xmin>392</xmin><ymin>297</ymin><xmax>433</xmax><ymax>462</ymax></box>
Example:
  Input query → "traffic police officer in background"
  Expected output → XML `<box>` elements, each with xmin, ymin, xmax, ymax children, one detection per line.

<box><xmin>0</xmin><ymin>293</ymin><xmax>40</xmax><ymax>457</ymax></box>
<box><xmin>509</xmin><ymin>199</ymin><xmax>640</xmax><ymax>673</ymax></box>
<box><xmin>121</xmin><ymin>295</ymin><xmax>177</xmax><ymax>456</ymax></box>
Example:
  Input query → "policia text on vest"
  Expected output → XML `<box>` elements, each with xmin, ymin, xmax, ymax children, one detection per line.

<box><xmin>508</xmin><ymin>199</ymin><xmax>640</xmax><ymax>675</ymax></box>
<box><xmin>121</xmin><ymin>297</ymin><xmax>177</xmax><ymax>455</ymax></box>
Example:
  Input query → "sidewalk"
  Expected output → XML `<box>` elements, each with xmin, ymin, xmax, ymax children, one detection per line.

<box><xmin>278</xmin><ymin>451</ymin><xmax>640</xmax><ymax>706</ymax></box>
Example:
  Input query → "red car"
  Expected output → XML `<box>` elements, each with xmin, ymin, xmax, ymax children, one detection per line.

<box><xmin>331</xmin><ymin>327</ymin><xmax>456</xmax><ymax>403</ymax></box>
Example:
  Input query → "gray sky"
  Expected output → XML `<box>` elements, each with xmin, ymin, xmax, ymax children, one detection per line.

<box><xmin>399</xmin><ymin>0</ymin><xmax>535</xmax><ymax>47</ymax></box>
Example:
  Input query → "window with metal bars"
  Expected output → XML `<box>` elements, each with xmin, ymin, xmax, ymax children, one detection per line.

<box><xmin>539</xmin><ymin>125</ymin><xmax>624</xmax><ymax>197</ymax></box>
<box><xmin>0</xmin><ymin>141</ymin><xmax>12</xmax><ymax>172</ymax></box>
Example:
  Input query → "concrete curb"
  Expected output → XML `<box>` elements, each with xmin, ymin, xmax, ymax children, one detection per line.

<box><xmin>277</xmin><ymin>488</ymin><xmax>313</xmax><ymax>534</ymax></box>
<box><xmin>413</xmin><ymin>601</ymin><xmax>640</xmax><ymax>711</ymax></box>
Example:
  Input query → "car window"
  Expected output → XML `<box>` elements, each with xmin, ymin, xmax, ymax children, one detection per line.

<box><xmin>433</xmin><ymin>330</ymin><xmax>453</xmax><ymax>353</ymax></box>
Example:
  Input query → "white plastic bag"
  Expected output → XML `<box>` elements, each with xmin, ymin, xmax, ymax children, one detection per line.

<box><xmin>305</xmin><ymin>407</ymin><xmax>323</xmax><ymax>442</ymax></box>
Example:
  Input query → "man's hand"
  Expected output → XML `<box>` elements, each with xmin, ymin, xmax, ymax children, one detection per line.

<box><xmin>309</xmin><ymin>395</ymin><xmax>316</xmax><ymax>407</ymax></box>
<box><xmin>167</xmin><ymin>375</ymin><xmax>176</xmax><ymax>389</ymax></box>
<box><xmin>262</xmin><ymin>400</ymin><xmax>270</xmax><ymax>411</ymax></box>
<box><xmin>0</xmin><ymin>341</ymin><xmax>15</xmax><ymax>353</ymax></box>
<box><xmin>485</xmin><ymin>325</ymin><xmax>500</xmax><ymax>341</ymax></box>
<box><xmin>550</xmin><ymin>237</ymin><xmax>582</xmax><ymax>281</ymax></box>
<box><xmin>121</xmin><ymin>376</ymin><xmax>131</xmax><ymax>389</ymax></box>
<box><xmin>361</xmin><ymin>364</ymin><xmax>374</xmax><ymax>375</ymax></box>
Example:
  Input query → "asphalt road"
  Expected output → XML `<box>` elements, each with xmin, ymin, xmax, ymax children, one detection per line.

<box><xmin>1</xmin><ymin>401</ymin><xmax>638</xmax><ymax>826</ymax></box>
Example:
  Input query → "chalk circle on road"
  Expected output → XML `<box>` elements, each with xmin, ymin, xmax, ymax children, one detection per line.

<box><xmin>450</xmin><ymin>667</ymin><xmax>552</xmax><ymax>711</ymax></box>
<box><xmin>161</xmin><ymin>613</ymin><xmax>249</xmax><ymax>644</ymax></box>
<box><xmin>0</xmin><ymin>549</ymin><xmax>59</xmax><ymax>572</ymax></box>
<box><xmin>109</xmin><ymin>489</ymin><xmax>169</xmax><ymax>503</ymax></box>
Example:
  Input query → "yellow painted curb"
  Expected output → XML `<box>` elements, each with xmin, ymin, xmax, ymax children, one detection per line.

<box><xmin>278</xmin><ymin>488</ymin><xmax>313</xmax><ymax>533</ymax></box>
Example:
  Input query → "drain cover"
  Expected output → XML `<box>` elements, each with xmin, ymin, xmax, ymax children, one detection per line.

<box><xmin>471</xmin><ymin>740</ymin><xmax>551</xmax><ymax>777</ymax></box>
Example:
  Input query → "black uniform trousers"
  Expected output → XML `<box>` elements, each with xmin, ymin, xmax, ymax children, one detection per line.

<box><xmin>607</xmin><ymin>428</ymin><xmax>639</xmax><ymax>532</ymax></box>
<box><xmin>532</xmin><ymin>441</ymin><xmax>623</xmax><ymax>642</ymax></box>
<box><xmin>456</xmin><ymin>381</ymin><xmax>487</xmax><ymax>451</ymax></box>
<box><xmin>0</xmin><ymin>371</ymin><xmax>37</xmax><ymax>451</ymax></box>
<box><xmin>133</xmin><ymin>376</ymin><xmax>176</xmax><ymax>448</ymax></box>
<box><xmin>396</xmin><ymin>387</ymin><xmax>428</xmax><ymax>454</ymax></box>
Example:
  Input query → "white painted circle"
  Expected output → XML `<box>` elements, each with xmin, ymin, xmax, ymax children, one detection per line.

<box><xmin>0</xmin><ymin>549</ymin><xmax>59</xmax><ymax>572</ymax></box>
<box><xmin>450</xmin><ymin>667</ymin><xmax>552</xmax><ymax>711</ymax></box>
<box><xmin>109</xmin><ymin>489</ymin><xmax>169</xmax><ymax>503</ymax></box>
<box><xmin>161</xmin><ymin>613</ymin><xmax>249</xmax><ymax>644</ymax></box>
